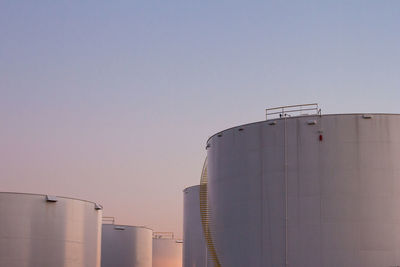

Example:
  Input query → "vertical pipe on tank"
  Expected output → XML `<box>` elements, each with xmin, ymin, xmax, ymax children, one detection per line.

<box><xmin>284</xmin><ymin>117</ymin><xmax>289</xmax><ymax>267</ymax></box>
<box><xmin>260</xmin><ymin>125</ymin><xmax>264</xmax><ymax>267</ymax></box>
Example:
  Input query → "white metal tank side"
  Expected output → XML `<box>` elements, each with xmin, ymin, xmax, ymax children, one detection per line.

<box><xmin>101</xmin><ymin>224</ymin><xmax>153</xmax><ymax>267</ymax></box>
<box><xmin>183</xmin><ymin>185</ymin><xmax>214</xmax><ymax>267</ymax></box>
<box><xmin>0</xmin><ymin>192</ymin><xmax>103</xmax><ymax>267</ymax></box>
<box><xmin>152</xmin><ymin>235</ymin><xmax>182</xmax><ymax>267</ymax></box>
<box><xmin>206</xmin><ymin>114</ymin><xmax>400</xmax><ymax>267</ymax></box>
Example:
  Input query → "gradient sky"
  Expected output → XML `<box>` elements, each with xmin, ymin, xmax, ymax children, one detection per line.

<box><xmin>1</xmin><ymin>1</ymin><xmax>399</xmax><ymax>237</ymax></box>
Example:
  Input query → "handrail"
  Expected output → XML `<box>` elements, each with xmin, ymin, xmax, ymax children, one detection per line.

<box><xmin>266</xmin><ymin>103</ymin><xmax>321</xmax><ymax>119</ymax></box>
<box><xmin>102</xmin><ymin>216</ymin><xmax>115</xmax><ymax>224</ymax></box>
<box><xmin>153</xmin><ymin>232</ymin><xmax>174</xmax><ymax>239</ymax></box>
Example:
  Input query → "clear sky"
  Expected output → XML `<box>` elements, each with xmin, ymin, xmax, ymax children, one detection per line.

<box><xmin>1</xmin><ymin>1</ymin><xmax>399</xmax><ymax>237</ymax></box>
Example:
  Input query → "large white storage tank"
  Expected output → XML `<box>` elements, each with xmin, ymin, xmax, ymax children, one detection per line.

<box><xmin>205</xmin><ymin>111</ymin><xmax>400</xmax><ymax>267</ymax></box>
<box><xmin>101</xmin><ymin>222</ymin><xmax>153</xmax><ymax>267</ymax></box>
<box><xmin>0</xmin><ymin>192</ymin><xmax>102</xmax><ymax>267</ymax></box>
<box><xmin>183</xmin><ymin>185</ymin><xmax>213</xmax><ymax>267</ymax></box>
<box><xmin>153</xmin><ymin>232</ymin><xmax>182</xmax><ymax>267</ymax></box>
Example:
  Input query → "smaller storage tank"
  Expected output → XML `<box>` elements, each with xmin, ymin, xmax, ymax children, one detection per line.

<box><xmin>0</xmin><ymin>192</ymin><xmax>103</xmax><ymax>267</ymax></box>
<box><xmin>153</xmin><ymin>232</ymin><xmax>183</xmax><ymax>267</ymax></box>
<box><xmin>101</xmin><ymin>219</ymin><xmax>153</xmax><ymax>267</ymax></box>
<box><xmin>183</xmin><ymin>185</ymin><xmax>214</xmax><ymax>267</ymax></box>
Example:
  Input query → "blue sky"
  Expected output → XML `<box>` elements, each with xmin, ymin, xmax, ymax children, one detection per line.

<box><xmin>1</xmin><ymin>1</ymin><xmax>399</xmax><ymax>236</ymax></box>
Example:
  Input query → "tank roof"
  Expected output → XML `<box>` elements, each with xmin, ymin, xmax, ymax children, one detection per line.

<box><xmin>207</xmin><ymin>113</ymin><xmax>400</xmax><ymax>144</ymax></box>
<box><xmin>183</xmin><ymin>185</ymin><xmax>200</xmax><ymax>192</ymax></box>
<box><xmin>0</xmin><ymin>191</ymin><xmax>100</xmax><ymax>205</ymax></box>
<box><xmin>102</xmin><ymin>224</ymin><xmax>153</xmax><ymax>231</ymax></box>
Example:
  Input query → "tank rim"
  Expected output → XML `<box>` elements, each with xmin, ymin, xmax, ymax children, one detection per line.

<box><xmin>206</xmin><ymin>113</ymin><xmax>400</xmax><ymax>144</ymax></box>
<box><xmin>0</xmin><ymin>191</ymin><xmax>101</xmax><ymax>205</ymax></box>
<box><xmin>102</xmin><ymin>223</ymin><xmax>153</xmax><ymax>231</ymax></box>
<box><xmin>183</xmin><ymin>185</ymin><xmax>200</xmax><ymax>192</ymax></box>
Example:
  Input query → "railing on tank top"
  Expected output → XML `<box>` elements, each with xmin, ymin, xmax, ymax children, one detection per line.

<box><xmin>102</xmin><ymin>216</ymin><xmax>115</xmax><ymax>224</ymax></box>
<box><xmin>266</xmin><ymin>103</ymin><xmax>321</xmax><ymax>120</ymax></box>
<box><xmin>153</xmin><ymin>232</ymin><xmax>174</xmax><ymax>239</ymax></box>
<box><xmin>153</xmin><ymin>232</ymin><xmax>182</xmax><ymax>244</ymax></box>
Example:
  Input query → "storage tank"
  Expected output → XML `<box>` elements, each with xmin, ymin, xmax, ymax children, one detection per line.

<box><xmin>205</xmin><ymin>108</ymin><xmax>400</xmax><ymax>267</ymax></box>
<box><xmin>153</xmin><ymin>232</ymin><xmax>182</xmax><ymax>267</ymax></box>
<box><xmin>0</xmin><ymin>192</ymin><xmax>102</xmax><ymax>267</ymax></box>
<box><xmin>101</xmin><ymin>221</ymin><xmax>152</xmax><ymax>267</ymax></box>
<box><xmin>183</xmin><ymin>185</ymin><xmax>213</xmax><ymax>267</ymax></box>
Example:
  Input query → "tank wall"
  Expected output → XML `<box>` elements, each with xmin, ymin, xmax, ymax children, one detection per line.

<box><xmin>152</xmin><ymin>238</ymin><xmax>182</xmax><ymax>267</ymax></box>
<box><xmin>183</xmin><ymin>185</ymin><xmax>213</xmax><ymax>267</ymax></box>
<box><xmin>0</xmin><ymin>193</ymin><xmax>102</xmax><ymax>267</ymax></box>
<box><xmin>101</xmin><ymin>224</ymin><xmax>152</xmax><ymax>267</ymax></box>
<box><xmin>207</xmin><ymin>114</ymin><xmax>400</xmax><ymax>267</ymax></box>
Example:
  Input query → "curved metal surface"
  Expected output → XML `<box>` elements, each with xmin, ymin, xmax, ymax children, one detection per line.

<box><xmin>152</xmin><ymin>236</ymin><xmax>182</xmax><ymax>267</ymax></box>
<box><xmin>207</xmin><ymin>114</ymin><xmax>400</xmax><ymax>267</ymax></box>
<box><xmin>0</xmin><ymin>192</ymin><xmax>102</xmax><ymax>267</ymax></box>
<box><xmin>183</xmin><ymin>185</ymin><xmax>214</xmax><ymax>267</ymax></box>
<box><xmin>101</xmin><ymin>224</ymin><xmax>152</xmax><ymax>267</ymax></box>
